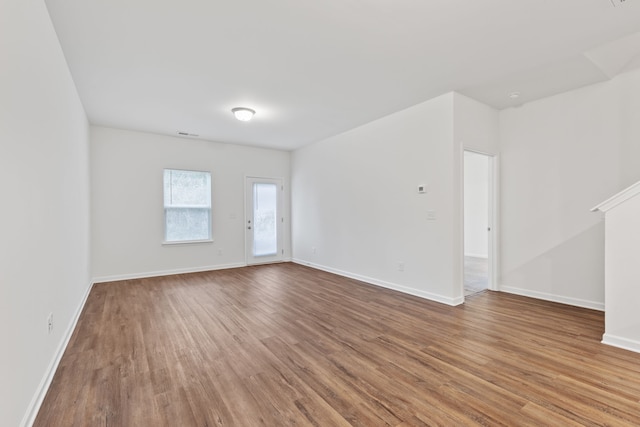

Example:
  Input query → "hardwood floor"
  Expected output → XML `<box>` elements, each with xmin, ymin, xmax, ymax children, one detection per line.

<box><xmin>35</xmin><ymin>263</ymin><xmax>640</xmax><ymax>426</ymax></box>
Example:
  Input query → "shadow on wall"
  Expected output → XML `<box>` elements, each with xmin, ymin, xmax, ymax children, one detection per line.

<box><xmin>501</xmin><ymin>222</ymin><xmax>604</xmax><ymax>308</ymax></box>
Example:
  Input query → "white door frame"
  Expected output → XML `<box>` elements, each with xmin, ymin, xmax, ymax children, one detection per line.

<box><xmin>487</xmin><ymin>153</ymin><xmax>498</xmax><ymax>291</ymax></box>
<box><xmin>244</xmin><ymin>176</ymin><xmax>284</xmax><ymax>265</ymax></box>
<box><xmin>463</xmin><ymin>150</ymin><xmax>498</xmax><ymax>292</ymax></box>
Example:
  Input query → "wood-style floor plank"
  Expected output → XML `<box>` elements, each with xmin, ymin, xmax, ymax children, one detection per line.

<box><xmin>34</xmin><ymin>263</ymin><xmax>640</xmax><ymax>426</ymax></box>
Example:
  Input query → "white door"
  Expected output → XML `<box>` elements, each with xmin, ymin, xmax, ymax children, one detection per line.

<box><xmin>245</xmin><ymin>177</ymin><xmax>283</xmax><ymax>265</ymax></box>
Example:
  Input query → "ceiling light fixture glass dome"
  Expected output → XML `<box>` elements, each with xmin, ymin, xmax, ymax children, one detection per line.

<box><xmin>231</xmin><ymin>107</ymin><xmax>255</xmax><ymax>121</ymax></box>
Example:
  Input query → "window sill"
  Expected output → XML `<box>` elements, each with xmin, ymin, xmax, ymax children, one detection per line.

<box><xmin>162</xmin><ymin>239</ymin><xmax>214</xmax><ymax>246</ymax></box>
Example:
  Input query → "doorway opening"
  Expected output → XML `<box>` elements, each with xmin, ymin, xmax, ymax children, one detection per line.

<box><xmin>245</xmin><ymin>177</ymin><xmax>284</xmax><ymax>265</ymax></box>
<box><xmin>463</xmin><ymin>151</ymin><xmax>495</xmax><ymax>296</ymax></box>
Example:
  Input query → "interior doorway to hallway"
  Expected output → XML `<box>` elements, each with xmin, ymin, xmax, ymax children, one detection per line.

<box><xmin>463</xmin><ymin>150</ymin><xmax>495</xmax><ymax>296</ymax></box>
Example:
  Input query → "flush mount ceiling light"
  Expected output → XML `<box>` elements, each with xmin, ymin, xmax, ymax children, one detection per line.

<box><xmin>231</xmin><ymin>107</ymin><xmax>255</xmax><ymax>122</ymax></box>
<box><xmin>508</xmin><ymin>91</ymin><xmax>521</xmax><ymax>99</ymax></box>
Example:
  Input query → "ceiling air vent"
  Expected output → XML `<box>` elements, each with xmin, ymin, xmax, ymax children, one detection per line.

<box><xmin>176</xmin><ymin>131</ymin><xmax>199</xmax><ymax>137</ymax></box>
<box><xmin>610</xmin><ymin>0</ymin><xmax>628</xmax><ymax>6</ymax></box>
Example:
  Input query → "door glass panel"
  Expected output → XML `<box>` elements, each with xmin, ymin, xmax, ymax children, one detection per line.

<box><xmin>253</xmin><ymin>183</ymin><xmax>278</xmax><ymax>256</ymax></box>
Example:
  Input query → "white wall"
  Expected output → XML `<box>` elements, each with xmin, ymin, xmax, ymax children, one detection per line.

<box><xmin>292</xmin><ymin>93</ymin><xmax>465</xmax><ymax>305</ymax></box>
<box><xmin>454</xmin><ymin>93</ymin><xmax>499</xmax><ymax>291</ymax></box>
<box><xmin>453</xmin><ymin>92</ymin><xmax>500</xmax><ymax>155</ymax></box>
<box><xmin>464</xmin><ymin>152</ymin><xmax>489</xmax><ymax>258</ymax></box>
<box><xmin>91</xmin><ymin>126</ymin><xmax>291</xmax><ymax>280</ymax></box>
<box><xmin>618</xmin><ymin>71</ymin><xmax>640</xmax><ymax>188</ymax></box>
<box><xmin>498</xmin><ymin>68</ymin><xmax>640</xmax><ymax>309</ymax></box>
<box><xmin>602</xmin><ymin>188</ymin><xmax>640</xmax><ymax>352</ymax></box>
<box><xmin>0</xmin><ymin>1</ymin><xmax>91</xmax><ymax>426</ymax></box>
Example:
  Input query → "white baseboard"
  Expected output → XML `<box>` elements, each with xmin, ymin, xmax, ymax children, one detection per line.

<box><xmin>92</xmin><ymin>262</ymin><xmax>247</xmax><ymax>283</ymax></box>
<box><xmin>246</xmin><ymin>258</ymin><xmax>292</xmax><ymax>267</ymax></box>
<box><xmin>602</xmin><ymin>333</ymin><xmax>640</xmax><ymax>354</ymax></box>
<box><xmin>499</xmin><ymin>285</ymin><xmax>604</xmax><ymax>311</ymax></box>
<box><xmin>21</xmin><ymin>280</ymin><xmax>94</xmax><ymax>427</ymax></box>
<box><xmin>292</xmin><ymin>259</ymin><xmax>463</xmax><ymax>306</ymax></box>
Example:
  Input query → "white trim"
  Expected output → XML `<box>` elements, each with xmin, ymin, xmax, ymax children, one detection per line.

<box><xmin>163</xmin><ymin>168</ymin><xmax>213</xmax><ymax>244</ymax></box>
<box><xmin>462</xmin><ymin>150</ymin><xmax>499</xmax><ymax>296</ymax></box>
<box><xmin>162</xmin><ymin>239</ymin><xmax>214</xmax><ymax>246</ymax></box>
<box><xmin>21</xmin><ymin>280</ymin><xmax>94</xmax><ymax>427</ymax></box>
<box><xmin>292</xmin><ymin>259</ymin><xmax>464</xmax><ymax>306</ymax></box>
<box><xmin>591</xmin><ymin>180</ymin><xmax>640</xmax><ymax>212</ymax></box>
<box><xmin>488</xmin><ymin>154</ymin><xmax>499</xmax><ymax>292</ymax></box>
<box><xmin>245</xmin><ymin>258</ymin><xmax>292</xmax><ymax>267</ymax></box>
<box><xmin>92</xmin><ymin>262</ymin><xmax>246</xmax><ymax>283</ymax></box>
<box><xmin>602</xmin><ymin>333</ymin><xmax>640</xmax><ymax>354</ymax></box>
<box><xmin>499</xmin><ymin>285</ymin><xmax>604</xmax><ymax>311</ymax></box>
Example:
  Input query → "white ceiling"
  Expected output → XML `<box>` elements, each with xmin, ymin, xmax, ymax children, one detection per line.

<box><xmin>44</xmin><ymin>0</ymin><xmax>640</xmax><ymax>151</ymax></box>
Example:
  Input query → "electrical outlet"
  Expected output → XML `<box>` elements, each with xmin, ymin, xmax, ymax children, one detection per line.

<box><xmin>312</xmin><ymin>247</ymin><xmax>316</xmax><ymax>254</ymax></box>
<box><xmin>217</xmin><ymin>248</ymin><xmax>223</xmax><ymax>255</ymax></box>
<box><xmin>397</xmin><ymin>262</ymin><xmax>405</xmax><ymax>272</ymax></box>
<box><xmin>47</xmin><ymin>313</ymin><xmax>53</xmax><ymax>334</ymax></box>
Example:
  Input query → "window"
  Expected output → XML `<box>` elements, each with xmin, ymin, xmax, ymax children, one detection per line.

<box><xmin>163</xmin><ymin>169</ymin><xmax>211</xmax><ymax>243</ymax></box>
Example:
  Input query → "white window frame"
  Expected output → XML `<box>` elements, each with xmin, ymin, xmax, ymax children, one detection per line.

<box><xmin>162</xmin><ymin>168</ymin><xmax>213</xmax><ymax>245</ymax></box>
